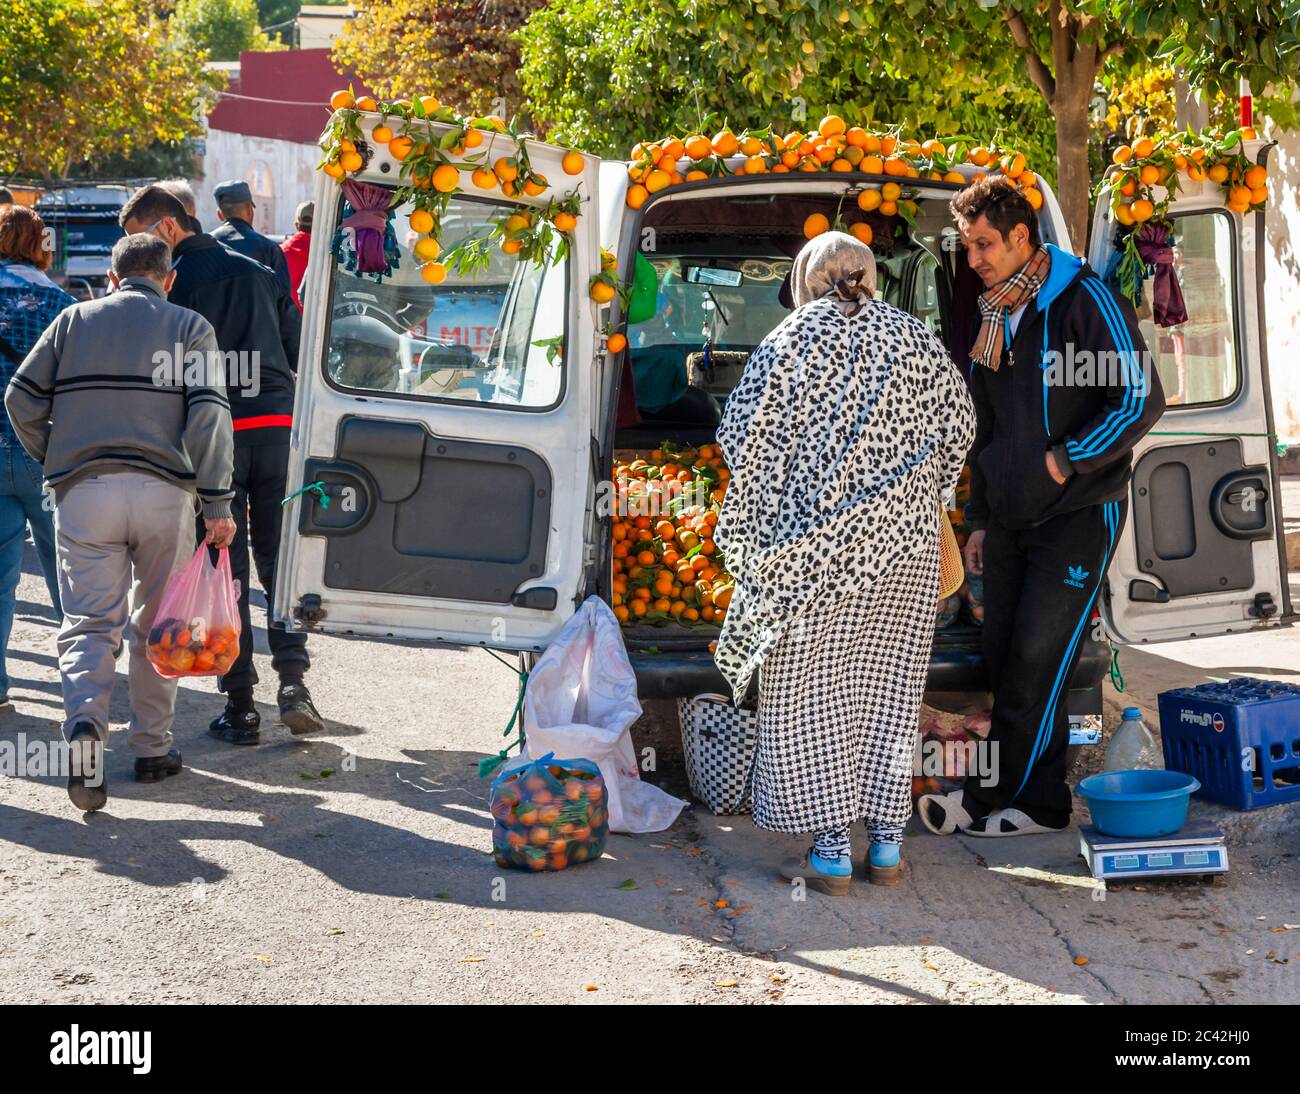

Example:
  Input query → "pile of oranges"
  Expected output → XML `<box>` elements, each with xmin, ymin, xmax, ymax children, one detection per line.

<box><xmin>624</xmin><ymin>114</ymin><xmax>1041</xmax><ymax>215</ymax></box>
<box><xmin>611</xmin><ymin>443</ymin><xmax>734</xmax><ymax>627</ymax></box>
<box><xmin>146</xmin><ymin>617</ymin><xmax>239</xmax><ymax>679</ymax></box>
<box><xmin>1104</xmin><ymin>128</ymin><xmax>1267</xmax><ymax>226</ymax></box>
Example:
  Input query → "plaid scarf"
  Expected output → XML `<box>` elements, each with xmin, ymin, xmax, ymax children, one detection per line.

<box><xmin>970</xmin><ymin>246</ymin><xmax>1051</xmax><ymax>371</ymax></box>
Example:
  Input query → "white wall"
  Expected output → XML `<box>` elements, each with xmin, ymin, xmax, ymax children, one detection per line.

<box><xmin>194</xmin><ymin>128</ymin><xmax>319</xmax><ymax>239</ymax></box>
<box><xmin>1262</xmin><ymin>114</ymin><xmax>1300</xmax><ymax>445</ymax></box>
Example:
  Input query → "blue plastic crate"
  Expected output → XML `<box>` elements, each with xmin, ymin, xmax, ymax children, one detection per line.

<box><xmin>1157</xmin><ymin>678</ymin><xmax>1300</xmax><ymax>811</ymax></box>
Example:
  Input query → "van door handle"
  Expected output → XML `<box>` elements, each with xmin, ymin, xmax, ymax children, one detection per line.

<box><xmin>1129</xmin><ymin>579</ymin><xmax>1170</xmax><ymax>603</ymax></box>
<box><xmin>1209</xmin><ymin>469</ymin><xmax>1272</xmax><ymax>541</ymax></box>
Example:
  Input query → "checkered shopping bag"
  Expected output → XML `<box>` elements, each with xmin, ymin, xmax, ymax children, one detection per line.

<box><xmin>677</xmin><ymin>692</ymin><xmax>759</xmax><ymax>815</ymax></box>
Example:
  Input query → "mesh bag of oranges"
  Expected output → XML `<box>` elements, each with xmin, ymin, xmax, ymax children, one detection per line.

<box><xmin>490</xmin><ymin>754</ymin><xmax>609</xmax><ymax>871</ymax></box>
<box><xmin>611</xmin><ymin>440</ymin><xmax>734</xmax><ymax>628</ymax></box>
<box><xmin>145</xmin><ymin>546</ymin><xmax>242</xmax><ymax>679</ymax></box>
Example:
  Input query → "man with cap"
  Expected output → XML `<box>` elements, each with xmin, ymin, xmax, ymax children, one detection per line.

<box><xmin>119</xmin><ymin>184</ymin><xmax>324</xmax><ymax>745</ymax></box>
<box><xmin>212</xmin><ymin>179</ymin><xmax>292</xmax><ymax>295</ymax></box>
<box><xmin>280</xmin><ymin>200</ymin><xmax>313</xmax><ymax>312</ymax></box>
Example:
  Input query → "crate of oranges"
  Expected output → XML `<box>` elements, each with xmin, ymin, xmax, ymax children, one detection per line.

<box><xmin>611</xmin><ymin>440</ymin><xmax>735</xmax><ymax>628</ymax></box>
<box><xmin>490</xmin><ymin>754</ymin><xmax>609</xmax><ymax>871</ymax></box>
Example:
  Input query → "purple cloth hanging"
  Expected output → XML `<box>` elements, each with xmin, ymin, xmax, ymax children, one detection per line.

<box><xmin>1135</xmin><ymin>221</ymin><xmax>1188</xmax><ymax>327</ymax></box>
<box><xmin>340</xmin><ymin>179</ymin><xmax>394</xmax><ymax>274</ymax></box>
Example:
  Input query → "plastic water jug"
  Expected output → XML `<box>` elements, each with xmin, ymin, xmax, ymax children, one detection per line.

<box><xmin>1103</xmin><ymin>707</ymin><xmax>1163</xmax><ymax>771</ymax></box>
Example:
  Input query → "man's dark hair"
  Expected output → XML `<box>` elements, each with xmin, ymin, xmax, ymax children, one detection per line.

<box><xmin>111</xmin><ymin>233</ymin><xmax>171</xmax><ymax>282</ymax></box>
<box><xmin>118</xmin><ymin>185</ymin><xmax>188</xmax><ymax>230</ymax></box>
<box><xmin>950</xmin><ymin>176</ymin><xmax>1040</xmax><ymax>248</ymax></box>
<box><xmin>0</xmin><ymin>187</ymin><xmax>13</xmax><ymax>205</ymax></box>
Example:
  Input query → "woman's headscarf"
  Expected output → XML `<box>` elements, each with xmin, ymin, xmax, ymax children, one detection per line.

<box><xmin>790</xmin><ymin>230</ymin><xmax>877</xmax><ymax>314</ymax></box>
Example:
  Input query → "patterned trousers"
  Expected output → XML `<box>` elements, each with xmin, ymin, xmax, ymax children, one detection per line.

<box><xmin>752</xmin><ymin>548</ymin><xmax>938</xmax><ymax>834</ymax></box>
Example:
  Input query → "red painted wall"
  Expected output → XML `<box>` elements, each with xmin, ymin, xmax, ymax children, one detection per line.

<box><xmin>207</xmin><ymin>49</ymin><xmax>371</xmax><ymax>145</ymax></box>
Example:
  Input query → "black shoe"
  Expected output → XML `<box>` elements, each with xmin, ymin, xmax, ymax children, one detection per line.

<box><xmin>135</xmin><ymin>749</ymin><xmax>183</xmax><ymax>783</ymax></box>
<box><xmin>277</xmin><ymin>682</ymin><xmax>324</xmax><ymax>735</ymax></box>
<box><xmin>209</xmin><ymin>705</ymin><xmax>261</xmax><ymax>745</ymax></box>
<box><xmin>66</xmin><ymin>724</ymin><xmax>108</xmax><ymax>812</ymax></box>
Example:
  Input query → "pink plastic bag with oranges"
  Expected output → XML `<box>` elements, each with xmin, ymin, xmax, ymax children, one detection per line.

<box><xmin>146</xmin><ymin>545</ymin><xmax>242</xmax><ymax>679</ymax></box>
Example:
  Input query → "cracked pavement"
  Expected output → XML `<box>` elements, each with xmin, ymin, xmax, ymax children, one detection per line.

<box><xmin>2</xmin><ymin>557</ymin><xmax>1299</xmax><ymax>1004</ymax></box>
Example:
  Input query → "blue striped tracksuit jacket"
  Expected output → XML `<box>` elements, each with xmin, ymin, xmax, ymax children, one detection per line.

<box><xmin>962</xmin><ymin>244</ymin><xmax>1165</xmax><ymax>823</ymax></box>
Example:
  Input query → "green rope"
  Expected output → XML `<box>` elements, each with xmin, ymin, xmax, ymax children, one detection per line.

<box><xmin>281</xmin><ymin>481</ymin><xmax>332</xmax><ymax>509</ymax></box>
<box><xmin>477</xmin><ymin>650</ymin><xmax>529</xmax><ymax>778</ymax></box>
<box><xmin>1148</xmin><ymin>431</ymin><xmax>1289</xmax><ymax>458</ymax></box>
<box><xmin>1109</xmin><ymin>645</ymin><xmax>1126</xmax><ymax>694</ymax></box>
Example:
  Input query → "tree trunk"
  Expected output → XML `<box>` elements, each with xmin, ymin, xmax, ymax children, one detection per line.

<box><xmin>1053</xmin><ymin>102</ymin><xmax>1093</xmax><ymax>256</ymax></box>
<box><xmin>1005</xmin><ymin>6</ymin><xmax>1104</xmax><ymax>255</ymax></box>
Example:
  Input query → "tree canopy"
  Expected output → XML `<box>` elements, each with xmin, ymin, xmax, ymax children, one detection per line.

<box><xmin>333</xmin><ymin>0</ymin><xmax>547</xmax><ymax>118</ymax></box>
<box><xmin>0</xmin><ymin>0</ymin><xmax>220</xmax><ymax>180</ymax></box>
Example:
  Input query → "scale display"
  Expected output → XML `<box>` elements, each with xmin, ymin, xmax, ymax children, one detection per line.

<box><xmin>1079</xmin><ymin>824</ymin><xmax>1229</xmax><ymax>880</ymax></box>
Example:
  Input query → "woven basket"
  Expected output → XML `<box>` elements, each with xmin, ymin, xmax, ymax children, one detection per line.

<box><xmin>939</xmin><ymin>507</ymin><xmax>965</xmax><ymax>599</ymax></box>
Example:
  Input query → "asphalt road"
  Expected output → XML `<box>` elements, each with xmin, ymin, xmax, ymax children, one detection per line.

<box><xmin>2</xmin><ymin>556</ymin><xmax>1299</xmax><ymax>1005</ymax></box>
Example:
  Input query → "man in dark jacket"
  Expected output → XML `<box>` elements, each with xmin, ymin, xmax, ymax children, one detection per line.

<box><xmin>121</xmin><ymin>185</ymin><xmax>323</xmax><ymax>745</ymax></box>
<box><xmin>920</xmin><ymin>176</ymin><xmax>1165</xmax><ymax>838</ymax></box>
<box><xmin>211</xmin><ymin>180</ymin><xmax>293</xmax><ymax>295</ymax></box>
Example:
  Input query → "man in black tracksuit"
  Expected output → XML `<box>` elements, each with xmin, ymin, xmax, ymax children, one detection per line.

<box><xmin>922</xmin><ymin>177</ymin><xmax>1165</xmax><ymax>836</ymax></box>
<box><xmin>121</xmin><ymin>186</ymin><xmax>323</xmax><ymax>744</ymax></box>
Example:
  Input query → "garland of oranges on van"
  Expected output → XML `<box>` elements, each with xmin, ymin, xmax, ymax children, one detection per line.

<box><xmin>1096</xmin><ymin>125</ymin><xmax>1267</xmax><ymax>304</ymax></box>
<box><xmin>318</xmin><ymin>88</ymin><xmax>588</xmax><ymax>285</ymax></box>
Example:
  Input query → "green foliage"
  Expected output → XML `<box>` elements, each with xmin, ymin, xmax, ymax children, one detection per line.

<box><xmin>333</xmin><ymin>0</ymin><xmax>547</xmax><ymax>118</ymax></box>
<box><xmin>258</xmin><ymin>0</ymin><xmax>302</xmax><ymax>43</ymax></box>
<box><xmin>520</xmin><ymin>0</ymin><xmax>1057</xmax><ymax>182</ymax></box>
<box><xmin>0</xmin><ymin>0</ymin><xmax>220</xmax><ymax>179</ymax></box>
<box><xmin>173</xmin><ymin>0</ymin><xmax>283</xmax><ymax>61</ymax></box>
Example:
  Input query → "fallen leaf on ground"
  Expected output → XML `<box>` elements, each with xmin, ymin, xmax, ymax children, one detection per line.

<box><xmin>715</xmin><ymin>980</ymin><xmax>738</xmax><ymax>987</ymax></box>
<box><xmin>715</xmin><ymin>900</ymin><xmax>729</xmax><ymax>908</ymax></box>
<box><xmin>924</xmin><ymin>962</ymin><xmax>939</xmax><ymax>971</ymax></box>
<box><xmin>583</xmin><ymin>984</ymin><xmax>598</xmax><ymax>991</ymax></box>
<box><xmin>1074</xmin><ymin>956</ymin><xmax>1089</xmax><ymax>966</ymax></box>
<box><xmin>616</xmin><ymin>878</ymin><xmax>639</xmax><ymax>891</ymax></box>
<box><xmin>461</xmin><ymin>957</ymin><xmax>485</xmax><ymax>963</ymax></box>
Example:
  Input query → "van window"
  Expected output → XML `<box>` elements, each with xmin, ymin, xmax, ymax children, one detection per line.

<box><xmin>324</xmin><ymin>192</ymin><xmax>566</xmax><ymax>410</ymax></box>
<box><xmin>632</xmin><ymin>257</ymin><xmax>790</xmax><ymax>350</ymax></box>
<box><xmin>1140</xmin><ymin>211</ymin><xmax>1239</xmax><ymax>407</ymax></box>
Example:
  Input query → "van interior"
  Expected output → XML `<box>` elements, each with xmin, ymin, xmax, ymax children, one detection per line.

<box><xmin>611</xmin><ymin>186</ymin><xmax>983</xmax><ymax>649</ymax></box>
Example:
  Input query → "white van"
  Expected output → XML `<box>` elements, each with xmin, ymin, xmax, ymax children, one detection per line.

<box><xmin>275</xmin><ymin>117</ymin><xmax>1294</xmax><ymax>728</ymax></box>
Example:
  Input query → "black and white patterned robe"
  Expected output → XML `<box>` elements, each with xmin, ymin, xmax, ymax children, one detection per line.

<box><xmin>714</xmin><ymin>296</ymin><xmax>976</xmax><ymax>833</ymax></box>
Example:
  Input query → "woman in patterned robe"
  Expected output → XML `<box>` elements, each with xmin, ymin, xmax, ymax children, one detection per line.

<box><xmin>714</xmin><ymin>231</ymin><xmax>975</xmax><ymax>893</ymax></box>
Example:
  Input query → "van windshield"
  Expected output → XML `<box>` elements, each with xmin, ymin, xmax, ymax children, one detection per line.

<box><xmin>632</xmin><ymin>257</ymin><xmax>791</xmax><ymax>351</ymax></box>
<box><xmin>323</xmin><ymin>191</ymin><xmax>566</xmax><ymax>410</ymax></box>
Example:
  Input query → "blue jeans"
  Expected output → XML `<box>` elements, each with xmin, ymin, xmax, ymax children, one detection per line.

<box><xmin>0</xmin><ymin>445</ymin><xmax>60</xmax><ymax>693</ymax></box>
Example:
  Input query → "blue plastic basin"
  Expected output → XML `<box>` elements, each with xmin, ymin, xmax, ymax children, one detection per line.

<box><xmin>1076</xmin><ymin>769</ymin><xmax>1202</xmax><ymax>838</ymax></box>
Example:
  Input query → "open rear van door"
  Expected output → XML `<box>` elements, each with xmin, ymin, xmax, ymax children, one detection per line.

<box><xmin>1090</xmin><ymin>140</ymin><xmax>1293</xmax><ymax>643</ymax></box>
<box><xmin>273</xmin><ymin>119</ymin><xmax>602</xmax><ymax>651</ymax></box>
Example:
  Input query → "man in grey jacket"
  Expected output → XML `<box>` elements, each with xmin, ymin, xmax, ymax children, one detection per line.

<box><xmin>5</xmin><ymin>234</ymin><xmax>237</xmax><ymax>812</ymax></box>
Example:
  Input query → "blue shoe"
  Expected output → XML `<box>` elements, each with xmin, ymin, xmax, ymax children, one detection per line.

<box><xmin>866</xmin><ymin>841</ymin><xmax>904</xmax><ymax>886</ymax></box>
<box><xmin>779</xmin><ymin>849</ymin><xmax>852</xmax><ymax>895</ymax></box>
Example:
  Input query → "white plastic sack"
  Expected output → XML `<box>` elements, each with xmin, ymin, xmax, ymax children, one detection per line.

<box><xmin>520</xmin><ymin>598</ymin><xmax>686</xmax><ymax>833</ymax></box>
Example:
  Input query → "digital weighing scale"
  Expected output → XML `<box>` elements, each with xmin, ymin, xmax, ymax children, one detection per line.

<box><xmin>1079</xmin><ymin>821</ymin><xmax>1229</xmax><ymax>880</ymax></box>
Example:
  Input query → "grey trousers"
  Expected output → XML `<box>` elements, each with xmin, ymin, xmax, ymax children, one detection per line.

<box><xmin>54</xmin><ymin>471</ymin><xmax>196</xmax><ymax>757</ymax></box>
